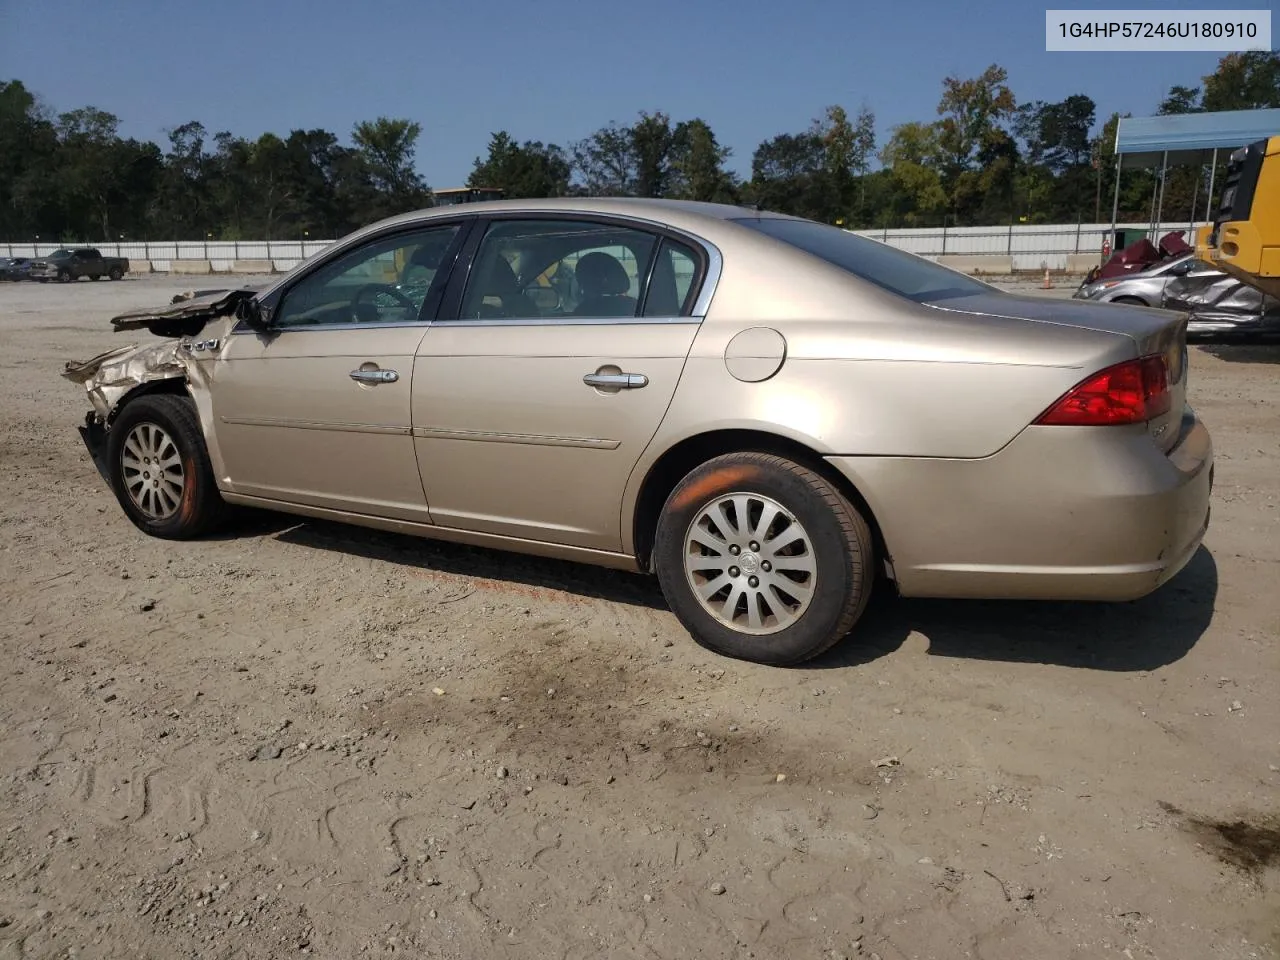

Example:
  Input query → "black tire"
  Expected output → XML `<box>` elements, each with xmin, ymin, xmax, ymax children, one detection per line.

<box><xmin>108</xmin><ymin>266</ymin><xmax>123</xmax><ymax>281</ymax></box>
<box><xmin>106</xmin><ymin>394</ymin><xmax>227</xmax><ymax>539</ymax></box>
<box><xmin>653</xmin><ymin>452</ymin><xmax>874</xmax><ymax>665</ymax></box>
<box><xmin>1112</xmin><ymin>296</ymin><xmax>1147</xmax><ymax>306</ymax></box>
<box><xmin>57</xmin><ymin>269</ymin><xmax>71</xmax><ymax>282</ymax></box>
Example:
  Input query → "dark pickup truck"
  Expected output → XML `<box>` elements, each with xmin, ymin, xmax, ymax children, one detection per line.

<box><xmin>30</xmin><ymin>247</ymin><xmax>130</xmax><ymax>282</ymax></box>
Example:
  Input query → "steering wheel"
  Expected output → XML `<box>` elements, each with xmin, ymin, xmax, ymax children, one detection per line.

<box><xmin>351</xmin><ymin>283</ymin><xmax>417</xmax><ymax>322</ymax></box>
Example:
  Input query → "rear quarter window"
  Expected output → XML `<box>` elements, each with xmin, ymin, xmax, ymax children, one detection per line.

<box><xmin>732</xmin><ymin>216</ymin><xmax>993</xmax><ymax>303</ymax></box>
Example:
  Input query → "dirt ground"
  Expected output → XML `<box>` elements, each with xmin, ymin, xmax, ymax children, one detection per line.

<box><xmin>1</xmin><ymin>275</ymin><xmax>1277</xmax><ymax>960</ymax></box>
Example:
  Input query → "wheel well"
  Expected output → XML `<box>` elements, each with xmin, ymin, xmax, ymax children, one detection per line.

<box><xmin>631</xmin><ymin>429</ymin><xmax>890</xmax><ymax>574</ymax></box>
<box><xmin>106</xmin><ymin>378</ymin><xmax>190</xmax><ymax>425</ymax></box>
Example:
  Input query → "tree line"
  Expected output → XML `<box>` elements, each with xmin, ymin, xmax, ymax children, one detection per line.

<box><xmin>1</xmin><ymin>52</ymin><xmax>1276</xmax><ymax>242</ymax></box>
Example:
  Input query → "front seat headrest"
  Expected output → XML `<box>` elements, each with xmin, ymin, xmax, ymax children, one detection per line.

<box><xmin>575</xmin><ymin>252</ymin><xmax>630</xmax><ymax>297</ymax></box>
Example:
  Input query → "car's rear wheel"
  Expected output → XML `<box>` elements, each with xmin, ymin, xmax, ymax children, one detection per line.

<box><xmin>654</xmin><ymin>452</ymin><xmax>874</xmax><ymax>665</ymax></box>
<box><xmin>108</xmin><ymin>266</ymin><xmax>123</xmax><ymax>281</ymax></box>
<box><xmin>106</xmin><ymin>394</ymin><xmax>227</xmax><ymax>540</ymax></box>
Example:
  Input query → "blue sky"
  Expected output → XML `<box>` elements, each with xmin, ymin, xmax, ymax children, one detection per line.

<box><xmin>0</xmin><ymin>0</ymin><xmax>1251</xmax><ymax>186</ymax></box>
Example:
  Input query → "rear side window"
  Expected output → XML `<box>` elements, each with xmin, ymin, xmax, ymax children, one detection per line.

<box><xmin>458</xmin><ymin>219</ymin><xmax>659</xmax><ymax>321</ymax></box>
<box><xmin>732</xmin><ymin>216</ymin><xmax>992</xmax><ymax>303</ymax></box>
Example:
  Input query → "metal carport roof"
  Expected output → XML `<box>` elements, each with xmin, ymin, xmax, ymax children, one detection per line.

<box><xmin>1115</xmin><ymin>108</ymin><xmax>1280</xmax><ymax>169</ymax></box>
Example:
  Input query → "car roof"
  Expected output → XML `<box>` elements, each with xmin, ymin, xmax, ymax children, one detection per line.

<box><xmin>352</xmin><ymin>197</ymin><xmax>796</xmax><ymax>242</ymax></box>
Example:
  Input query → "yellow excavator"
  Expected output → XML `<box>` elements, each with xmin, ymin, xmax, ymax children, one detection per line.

<box><xmin>1196</xmin><ymin>135</ymin><xmax>1280</xmax><ymax>299</ymax></box>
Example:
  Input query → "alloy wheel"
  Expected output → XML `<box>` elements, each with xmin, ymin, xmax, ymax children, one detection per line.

<box><xmin>683</xmin><ymin>492</ymin><xmax>817</xmax><ymax>635</ymax></box>
<box><xmin>120</xmin><ymin>421</ymin><xmax>185</xmax><ymax>520</ymax></box>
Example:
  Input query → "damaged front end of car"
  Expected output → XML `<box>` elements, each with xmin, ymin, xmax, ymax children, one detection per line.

<box><xmin>61</xmin><ymin>287</ymin><xmax>266</xmax><ymax>479</ymax></box>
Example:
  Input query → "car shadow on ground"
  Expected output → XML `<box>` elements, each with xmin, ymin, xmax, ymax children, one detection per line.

<box><xmin>814</xmin><ymin>546</ymin><xmax>1218</xmax><ymax>672</ymax></box>
<box><xmin>269</xmin><ymin>517</ymin><xmax>671</xmax><ymax>611</ymax></box>
<box><xmin>1197</xmin><ymin>341</ymin><xmax>1280</xmax><ymax>364</ymax></box>
<box><xmin>267</xmin><ymin>514</ymin><xmax>1218</xmax><ymax>674</ymax></box>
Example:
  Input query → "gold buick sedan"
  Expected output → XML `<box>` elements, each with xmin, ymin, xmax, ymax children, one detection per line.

<box><xmin>64</xmin><ymin>199</ymin><xmax>1213</xmax><ymax>665</ymax></box>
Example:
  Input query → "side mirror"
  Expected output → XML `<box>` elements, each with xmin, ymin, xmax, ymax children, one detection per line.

<box><xmin>236</xmin><ymin>296</ymin><xmax>273</xmax><ymax>333</ymax></box>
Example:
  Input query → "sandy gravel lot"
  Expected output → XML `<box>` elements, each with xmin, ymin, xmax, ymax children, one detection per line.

<box><xmin>1</xmin><ymin>275</ymin><xmax>1277</xmax><ymax>960</ymax></box>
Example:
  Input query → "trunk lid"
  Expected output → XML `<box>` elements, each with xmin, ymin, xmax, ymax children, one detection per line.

<box><xmin>929</xmin><ymin>292</ymin><xmax>1189</xmax><ymax>453</ymax></box>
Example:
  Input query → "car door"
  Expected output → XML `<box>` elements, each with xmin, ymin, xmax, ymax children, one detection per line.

<box><xmin>207</xmin><ymin>220</ymin><xmax>468</xmax><ymax>521</ymax></box>
<box><xmin>412</xmin><ymin>216</ymin><xmax>709</xmax><ymax>552</ymax></box>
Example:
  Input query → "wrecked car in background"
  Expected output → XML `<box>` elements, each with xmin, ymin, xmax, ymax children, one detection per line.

<box><xmin>1074</xmin><ymin>251</ymin><xmax>1280</xmax><ymax>339</ymax></box>
<box><xmin>63</xmin><ymin>198</ymin><xmax>1212</xmax><ymax>666</ymax></box>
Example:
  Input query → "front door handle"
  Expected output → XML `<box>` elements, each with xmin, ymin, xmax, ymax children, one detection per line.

<box><xmin>349</xmin><ymin>368</ymin><xmax>399</xmax><ymax>384</ymax></box>
<box><xmin>583</xmin><ymin>372</ymin><xmax>648</xmax><ymax>389</ymax></box>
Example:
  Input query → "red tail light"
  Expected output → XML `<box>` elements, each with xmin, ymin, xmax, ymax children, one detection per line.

<box><xmin>1035</xmin><ymin>355</ymin><xmax>1171</xmax><ymax>426</ymax></box>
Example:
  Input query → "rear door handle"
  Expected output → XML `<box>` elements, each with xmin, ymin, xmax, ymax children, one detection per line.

<box><xmin>349</xmin><ymin>368</ymin><xmax>399</xmax><ymax>384</ymax></box>
<box><xmin>583</xmin><ymin>372</ymin><xmax>648</xmax><ymax>389</ymax></box>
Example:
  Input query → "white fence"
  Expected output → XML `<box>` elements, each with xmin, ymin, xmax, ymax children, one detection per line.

<box><xmin>0</xmin><ymin>240</ymin><xmax>336</xmax><ymax>274</ymax></box>
<box><xmin>1</xmin><ymin>221</ymin><xmax>1208</xmax><ymax>274</ymax></box>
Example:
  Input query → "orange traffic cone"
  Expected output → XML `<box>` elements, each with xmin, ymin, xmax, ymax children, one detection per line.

<box><xmin>1041</xmin><ymin>266</ymin><xmax>1053</xmax><ymax>289</ymax></box>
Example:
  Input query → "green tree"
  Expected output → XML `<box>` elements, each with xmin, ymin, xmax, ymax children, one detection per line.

<box><xmin>669</xmin><ymin>119</ymin><xmax>737</xmax><ymax>202</ymax></box>
<box><xmin>748</xmin><ymin>130</ymin><xmax>840</xmax><ymax>221</ymax></box>
<box><xmin>851</xmin><ymin>105</ymin><xmax>876</xmax><ymax>225</ymax></box>
<box><xmin>468</xmin><ymin>132</ymin><xmax>571</xmax><ymax>198</ymax></box>
<box><xmin>351</xmin><ymin>117</ymin><xmax>431</xmax><ymax>218</ymax></box>
<box><xmin>935</xmin><ymin>64</ymin><xmax>1018</xmax><ymax>223</ymax></box>
<box><xmin>878</xmin><ymin>121</ymin><xmax>947</xmax><ymax>226</ymax></box>
<box><xmin>571</xmin><ymin>121</ymin><xmax>635</xmax><ymax>196</ymax></box>
<box><xmin>1015</xmin><ymin>94</ymin><xmax>1096</xmax><ymax>220</ymax></box>
<box><xmin>630</xmin><ymin>111</ymin><xmax>677</xmax><ymax>198</ymax></box>
<box><xmin>1201</xmin><ymin>51</ymin><xmax>1280</xmax><ymax>111</ymax></box>
<box><xmin>1159</xmin><ymin>84</ymin><xmax>1202</xmax><ymax>115</ymax></box>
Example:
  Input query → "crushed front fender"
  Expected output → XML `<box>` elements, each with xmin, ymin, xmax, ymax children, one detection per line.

<box><xmin>62</xmin><ymin>339</ymin><xmax>191</xmax><ymax>421</ymax></box>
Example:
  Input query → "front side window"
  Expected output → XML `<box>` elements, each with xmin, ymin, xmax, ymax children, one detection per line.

<box><xmin>274</xmin><ymin>224</ymin><xmax>461</xmax><ymax>328</ymax></box>
<box><xmin>458</xmin><ymin>219</ymin><xmax>659</xmax><ymax>321</ymax></box>
<box><xmin>732</xmin><ymin>216</ymin><xmax>993</xmax><ymax>303</ymax></box>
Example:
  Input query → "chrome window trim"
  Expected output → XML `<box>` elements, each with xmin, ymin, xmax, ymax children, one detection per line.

<box><xmin>426</xmin><ymin>314</ymin><xmax>702</xmax><ymax>328</ymax></box>
<box><xmin>235</xmin><ymin>211</ymin><xmax>724</xmax><ymax>334</ymax></box>
<box><xmin>228</xmin><ymin>315</ymin><xmax>701</xmax><ymax>336</ymax></box>
<box><xmin>229</xmin><ymin>320</ymin><xmax>433</xmax><ymax>335</ymax></box>
<box><xmin>686</xmin><ymin>237</ymin><xmax>723</xmax><ymax>318</ymax></box>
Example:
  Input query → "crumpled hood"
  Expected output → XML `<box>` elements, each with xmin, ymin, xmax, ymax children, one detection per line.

<box><xmin>110</xmin><ymin>286</ymin><xmax>262</xmax><ymax>336</ymax></box>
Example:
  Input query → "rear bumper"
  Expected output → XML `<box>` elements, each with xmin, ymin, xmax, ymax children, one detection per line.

<box><xmin>827</xmin><ymin>409</ymin><xmax>1213</xmax><ymax>601</ymax></box>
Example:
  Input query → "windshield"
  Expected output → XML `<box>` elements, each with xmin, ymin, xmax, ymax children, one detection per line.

<box><xmin>49</xmin><ymin>249</ymin><xmax>73</xmax><ymax>259</ymax></box>
<box><xmin>732</xmin><ymin>217</ymin><xmax>993</xmax><ymax>303</ymax></box>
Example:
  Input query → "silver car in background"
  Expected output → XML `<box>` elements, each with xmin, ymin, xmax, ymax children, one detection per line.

<box><xmin>1074</xmin><ymin>253</ymin><xmax>1280</xmax><ymax>339</ymax></box>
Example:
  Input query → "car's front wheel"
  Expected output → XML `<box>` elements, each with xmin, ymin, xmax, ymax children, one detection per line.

<box><xmin>654</xmin><ymin>453</ymin><xmax>875</xmax><ymax>665</ymax></box>
<box><xmin>106</xmin><ymin>394</ymin><xmax>227</xmax><ymax>539</ymax></box>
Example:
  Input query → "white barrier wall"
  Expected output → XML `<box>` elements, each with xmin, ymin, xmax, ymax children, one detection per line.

<box><xmin>1</xmin><ymin>240</ymin><xmax>335</xmax><ymax>274</ymax></box>
<box><xmin>1</xmin><ymin>222</ymin><xmax>1207</xmax><ymax>273</ymax></box>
